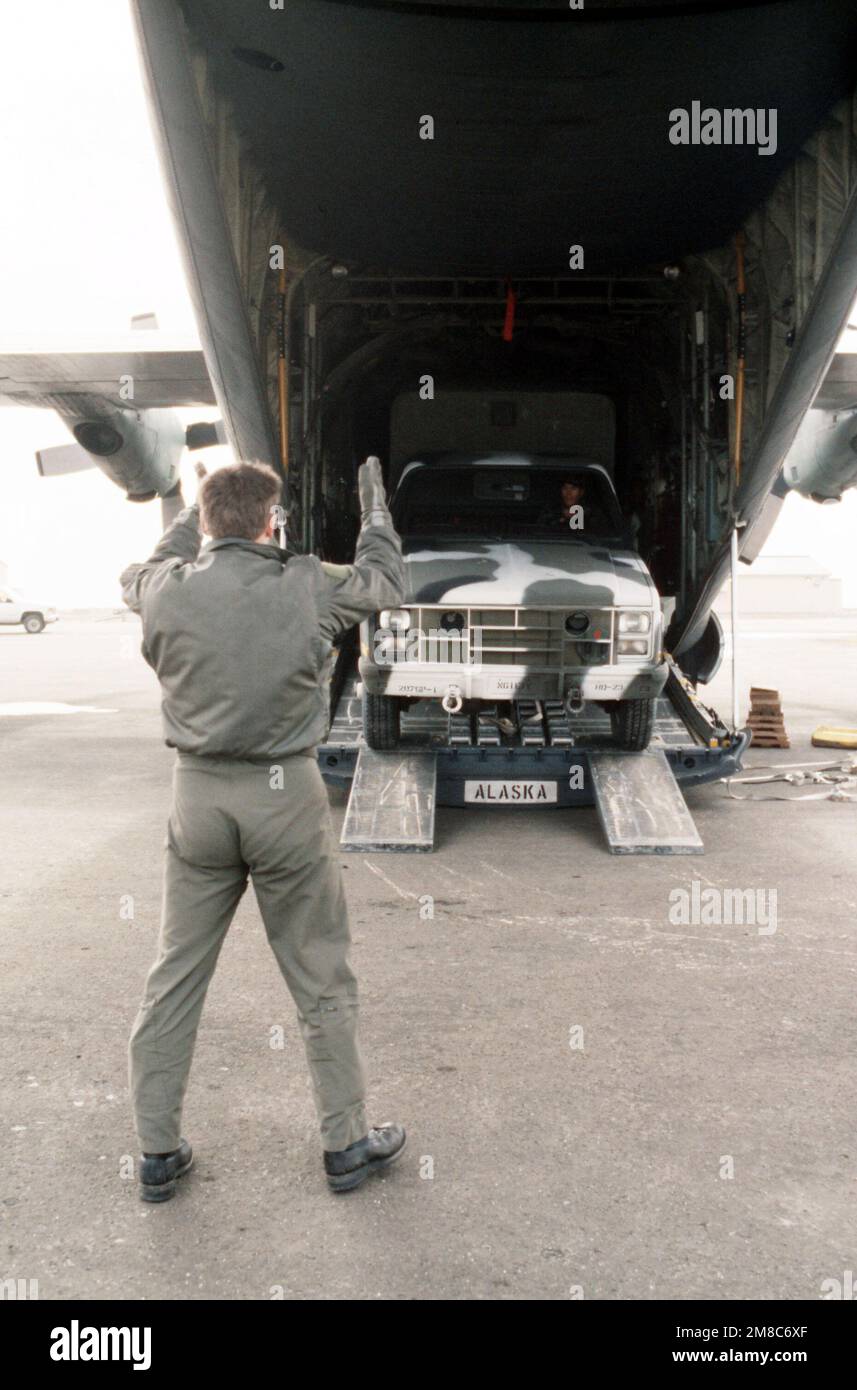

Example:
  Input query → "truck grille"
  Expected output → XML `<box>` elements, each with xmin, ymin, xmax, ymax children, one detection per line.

<box><xmin>411</xmin><ymin>606</ymin><xmax>613</xmax><ymax>667</ymax></box>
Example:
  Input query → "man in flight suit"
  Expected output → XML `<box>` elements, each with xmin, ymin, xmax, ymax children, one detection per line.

<box><xmin>120</xmin><ymin>456</ymin><xmax>406</xmax><ymax>1199</ymax></box>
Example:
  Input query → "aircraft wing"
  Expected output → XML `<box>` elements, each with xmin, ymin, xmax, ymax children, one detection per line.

<box><xmin>0</xmin><ymin>334</ymin><xmax>214</xmax><ymax>410</ymax></box>
<box><xmin>0</xmin><ymin>334</ymin><xmax>223</xmax><ymax>526</ymax></box>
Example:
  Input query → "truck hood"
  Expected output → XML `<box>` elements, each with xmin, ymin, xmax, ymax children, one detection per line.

<box><xmin>401</xmin><ymin>537</ymin><xmax>656</xmax><ymax>609</ymax></box>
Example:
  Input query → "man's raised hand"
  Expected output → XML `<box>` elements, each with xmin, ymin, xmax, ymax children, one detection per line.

<box><xmin>358</xmin><ymin>455</ymin><xmax>391</xmax><ymax>525</ymax></box>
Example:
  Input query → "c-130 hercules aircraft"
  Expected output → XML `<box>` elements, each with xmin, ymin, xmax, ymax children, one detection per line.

<box><xmin>3</xmin><ymin>0</ymin><xmax>857</xmax><ymax>846</ymax></box>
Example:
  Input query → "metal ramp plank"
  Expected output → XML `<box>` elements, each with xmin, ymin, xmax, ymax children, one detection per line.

<box><xmin>340</xmin><ymin>747</ymin><xmax>436</xmax><ymax>852</ymax></box>
<box><xmin>589</xmin><ymin>749</ymin><xmax>703</xmax><ymax>855</ymax></box>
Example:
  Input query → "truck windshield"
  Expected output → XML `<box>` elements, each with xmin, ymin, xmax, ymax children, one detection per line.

<box><xmin>393</xmin><ymin>466</ymin><xmax>625</xmax><ymax>541</ymax></box>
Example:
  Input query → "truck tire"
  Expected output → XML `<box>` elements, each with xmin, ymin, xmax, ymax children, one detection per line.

<box><xmin>362</xmin><ymin>692</ymin><xmax>401</xmax><ymax>750</ymax></box>
<box><xmin>22</xmin><ymin>613</ymin><xmax>45</xmax><ymax>634</ymax></box>
<box><xmin>611</xmin><ymin>697</ymin><xmax>654</xmax><ymax>751</ymax></box>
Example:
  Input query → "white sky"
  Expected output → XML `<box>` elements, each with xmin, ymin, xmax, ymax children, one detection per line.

<box><xmin>0</xmin><ymin>0</ymin><xmax>856</xmax><ymax>606</ymax></box>
<box><xmin>0</xmin><ymin>0</ymin><xmax>210</xmax><ymax>608</ymax></box>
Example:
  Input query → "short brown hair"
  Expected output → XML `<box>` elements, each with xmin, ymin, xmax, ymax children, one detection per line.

<box><xmin>199</xmin><ymin>462</ymin><xmax>282</xmax><ymax>540</ymax></box>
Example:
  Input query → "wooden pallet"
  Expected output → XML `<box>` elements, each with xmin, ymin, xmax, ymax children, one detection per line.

<box><xmin>747</xmin><ymin>686</ymin><xmax>790</xmax><ymax>748</ymax></box>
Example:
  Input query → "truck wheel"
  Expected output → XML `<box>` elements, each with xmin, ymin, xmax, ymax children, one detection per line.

<box><xmin>22</xmin><ymin>613</ymin><xmax>45</xmax><ymax>634</ymax></box>
<box><xmin>611</xmin><ymin>697</ymin><xmax>654</xmax><ymax>750</ymax></box>
<box><xmin>362</xmin><ymin>692</ymin><xmax>401</xmax><ymax>750</ymax></box>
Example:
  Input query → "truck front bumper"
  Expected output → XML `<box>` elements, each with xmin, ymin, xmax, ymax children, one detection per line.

<box><xmin>358</xmin><ymin>659</ymin><xmax>668</xmax><ymax>703</ymax></box>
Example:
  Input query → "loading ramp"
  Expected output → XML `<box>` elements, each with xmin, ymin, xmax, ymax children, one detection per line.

<box><xmin>588</xmin><ymin>749</ymin><xmax>703</xmax><ymax>855</ymax></box>
<box><xmin>324</xmin><ymin>672</ymin><xmax>748</xmax><ymax>854</ymax></box>
<box><xmin>340</xmin><ymin>749</ymin><xmax>436</xmax><ymax>853</ymax></box>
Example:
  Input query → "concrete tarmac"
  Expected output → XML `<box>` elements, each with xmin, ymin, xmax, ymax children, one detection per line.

<box><xmin>1</xmin><ymin>614</ymin><xmax>856</xmax><ymax>1300</ymax></box>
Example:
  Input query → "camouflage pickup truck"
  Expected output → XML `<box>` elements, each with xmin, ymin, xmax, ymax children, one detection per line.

<box><xmin>359</xmin><ymin>453</ymin><xmax>666</xmax><ymax>751</ymax></box>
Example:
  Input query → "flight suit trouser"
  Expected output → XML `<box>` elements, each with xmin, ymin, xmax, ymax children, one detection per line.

<box><xmin>128</xmin><ymin>752</ymin><xmax>367</xmax><ymax>1154</ymax></box>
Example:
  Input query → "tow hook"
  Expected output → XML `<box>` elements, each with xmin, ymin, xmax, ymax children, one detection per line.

<box><xmin>565</xmin><ymin>686</ymin><xmax>585</xmax><ymax>716</ymax></box>
<box><xmin>442</xmin><ymin>687</ymin><xmax>464</xmax><ymax>715</ymax></box>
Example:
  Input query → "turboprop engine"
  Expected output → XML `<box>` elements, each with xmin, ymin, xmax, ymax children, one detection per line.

<box><xmin>783</xmin><ymin>405</ymin><xmax>857</xmax><ymax>503</ymax></box>
<box><xmin>35</xmin><ymin>403</ymin><xmax>225</xmax><ymax>525</ymax></box>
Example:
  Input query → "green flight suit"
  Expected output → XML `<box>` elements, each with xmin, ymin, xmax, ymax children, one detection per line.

<box><xmin>120</xmin><ymin>464</ymin><xmax>404</xmax><ymax>1153</ymax></box>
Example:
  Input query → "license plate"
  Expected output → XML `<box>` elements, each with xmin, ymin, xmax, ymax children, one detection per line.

<box><xmin>464</xmin><ymin>780</ymin><xmax>557</xmax><ymax>804</ymax></box>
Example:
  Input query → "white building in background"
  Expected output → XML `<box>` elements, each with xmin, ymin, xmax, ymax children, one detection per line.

<box><xmin>715</xmin><ymin>554</ymin><xmax>843</xmax><ymax>616</ymax></box>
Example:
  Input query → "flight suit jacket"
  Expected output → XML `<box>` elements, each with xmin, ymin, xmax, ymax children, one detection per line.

<box><xmin>120</xmin><ymin>502</ymin><xmax>405</xmax><ymax>760</ymax></box>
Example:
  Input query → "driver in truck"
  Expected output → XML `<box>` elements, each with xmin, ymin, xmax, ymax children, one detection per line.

<box><xmin>559</xmin><ymin>478</ymin><xmax>585</xmax><ymax>520</ymax></box>
<box><xmin>539</xmin><ymin>477</ymin><xmax>610</xmax><ymax>534</ymax></box>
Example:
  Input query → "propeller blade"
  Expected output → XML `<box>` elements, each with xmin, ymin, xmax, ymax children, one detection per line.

<box><xmin>185</xmin><ymin>420</ymin><xmax>226</xmax><ymax>449</ymax></box>
<box><xmin>35</xmin><ymin>443</ymin><xmax>95</xmax><ymax>477</ymax></box>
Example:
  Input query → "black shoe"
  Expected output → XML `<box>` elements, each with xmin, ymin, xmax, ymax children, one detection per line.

<box><xmin>138</xmin><ymin>1139</ymin><xmax>194</xmax><ymax>1203</ymax></box>
<box><xmin>323</xmin><ymin>1123</ymin><xmax>407</xmax><ymax>1193</ymax></box>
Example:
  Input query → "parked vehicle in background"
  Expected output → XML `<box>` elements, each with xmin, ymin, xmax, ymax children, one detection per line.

<box><xmin>0</xmin><ymin>585</ymin><xmax>58</xmax><ymax>633</ymax></box>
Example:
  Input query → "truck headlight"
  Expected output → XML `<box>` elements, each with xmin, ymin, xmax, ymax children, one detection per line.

<box><xmin>379</xmin><ymin>608</ymin><xmax>411</xmax><ymax>631</ymax></box>
<box><xmin>617</xmin><ymin>611</ymin><xmax>651</xmax><ymax>634</ymax></box>
<box><xmin>617</xmin><ymin>638</ymin><xmax>649</xmax><ymax>656</ymax></box>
